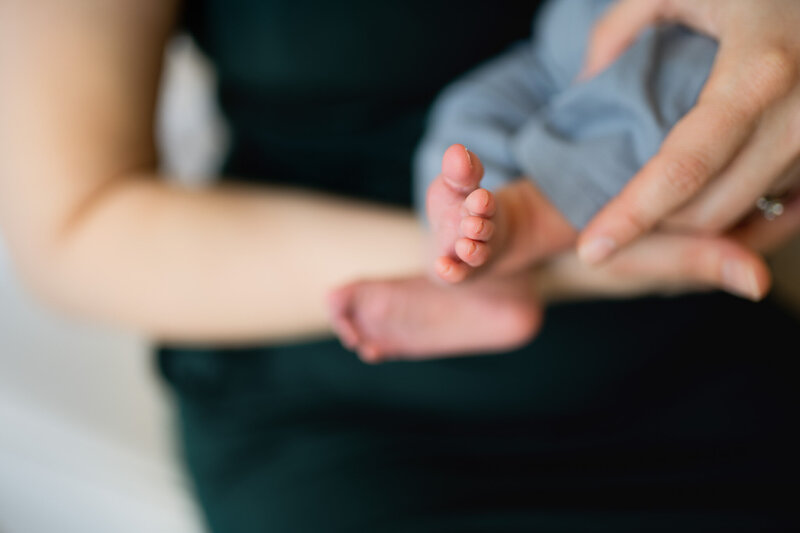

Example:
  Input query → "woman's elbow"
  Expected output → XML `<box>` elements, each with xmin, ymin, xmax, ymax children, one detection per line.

<box><xmin>1</xmin><ymin>224</ymin><xmax>84</xmax><ymax>314</ymax></box>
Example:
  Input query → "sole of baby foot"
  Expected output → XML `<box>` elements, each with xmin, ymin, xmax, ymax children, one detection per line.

<box><xmin>454</xmin><ymin>179</ymin><xmax>580</xmax><ymax>282</ymax></box>
<box><xmin>328</xmin><ymin>274</ymin><xmax>543</xmax><ymax>363</ymax></box>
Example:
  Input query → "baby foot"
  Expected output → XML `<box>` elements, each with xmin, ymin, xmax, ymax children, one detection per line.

<box><xmin>426</xmin><ymin>144</ymin><xmax>500</xmax><ymax>283</ymax></box>
<box><xmin>328</xmin><ymin>273</ymin><xmax>542</xmax><ymax>363</ymax></box>
<box><xmin>427</xmin><ymin>144</ymin><xmax>577</xmax><ymax>284</ymax></box>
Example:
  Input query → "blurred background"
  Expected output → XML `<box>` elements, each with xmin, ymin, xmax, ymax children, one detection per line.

<box><xmin>0</xmin><ymin>36</ymin><xmax>227</xmax><ymax>533</ymax></box>
<box><xmin>2</xmin><ymin>32</ymin><xmax>800</xmax><ymax>533</ymax></box>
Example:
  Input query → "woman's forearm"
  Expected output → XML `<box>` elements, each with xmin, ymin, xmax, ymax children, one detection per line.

<box><xmin>1</xmin><ymin>1</ymin><xmax>425</xmax><ymax>344</ymax></box>
<box><xmin>15</xmin><ymin>175</ymin><xmax>423</xmax><ymax>344</ymax></box>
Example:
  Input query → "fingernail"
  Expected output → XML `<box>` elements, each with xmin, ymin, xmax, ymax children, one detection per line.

<box><xmin>464</xmin><ymin>147</ymin><xmax>473</xmax><ymax>168</ymax></box>
<box><xmin>578</xmin><ymin>237</ymin><xmax>616</xmax><ymax>265</ymax></box>
<box><xmin>722</xmin><ymin>260</ymin><xmax>761</xmax><ymax>301</ymax></box>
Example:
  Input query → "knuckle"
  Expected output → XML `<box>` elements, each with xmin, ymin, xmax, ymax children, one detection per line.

<box><xmin>704</xmin><ymin>48</ymin><xmax>797</xmax><ymax>119</ymax></box>
<box><xmin>659</xmin><ymin>0</ymin><xmax>680</xmax><ymax>18</ymax></box>
<box><xmin>755</xmin><ymin>47</ymin><xmax>799</xmax><ymax>96</ymax></box>
<box><xmin>738</xmin><ymin>48</ymin><xmax>796</xmax><ymax>113</ymax></box>
<box><xmin>661</xmin><ymin>151</ymin><xmax>713</xmax><ymax>197</ymax></box>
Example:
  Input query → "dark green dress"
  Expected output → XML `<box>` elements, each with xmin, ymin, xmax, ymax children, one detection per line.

<box><xmin>158</xmin><ymin>2</ymin><xmax>800</xmax><ymax>531</ymax></box>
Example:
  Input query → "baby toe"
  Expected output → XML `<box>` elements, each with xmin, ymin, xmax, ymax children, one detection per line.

<box><xmin>455</xmin><ymin>238</ymin><xmax>489</xmax><ymax>267</ymax></box>
<box><xmin>441</xmin><ymin>144</ymin><xmax>484</xmax><ymax>193</ymax></box>
<box><xmin>464</xmin><ymin>188</ymin><xmax>496</xmax><ymax>217</ymax></box>
<box><xmin>460</xmin><ymin>215</ymin><xmax>494</xmax><ymax>241</ymax></box>
<box><xmin>435</xmin><ymin>256</ymin><xmax>471</xmax><ymax>283</ymax></box>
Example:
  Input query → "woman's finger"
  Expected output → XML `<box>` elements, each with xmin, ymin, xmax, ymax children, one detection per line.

<box><xmin>540</xmin><ymin>231</ymin><xmax>772</xmax><ymax>303</ymax></box>
<box><xmin>577</xmin><ymin>96</ymin><xmax>756</xmax><ymax>264</ymax></box>
<box><xmin>582</xmin><ymin>0</ymin><xmax>721</xmax><ymax>79</ymax></box>
<box><xmin>667</xmin><ymin>94</ymin><xmax>800</xmax><ymax>232</ymax></box>
<box><xmin>549</xmin><ymin>185</ymin><xmax>800</xmax><ymax>304</ymax></box>
<box><xmin>581</xmin><ymin>0</ymin><xmax>662</xmax><ymax>79</ymax></box>
<box><xmin>600</xmin><ymin>232</ymin><xmax>771</xmax><ymax>301</ymax></box>
<box><xmin>601</xmin><ymin>189</ymin><xmax>800</xmax><ymax>301</ymax></box>
<box><xmin>578</xmin><ymin>45</ymin><xmax>798</xmax><ymax>265</ymax></box>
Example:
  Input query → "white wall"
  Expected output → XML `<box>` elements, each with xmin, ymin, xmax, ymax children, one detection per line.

<box><xmin>0</xmin><ymin>241</ymin><xmax>206</xmax><ymax>533</ymax></box>
<box><xmin>0</xmin><ymin>36</ymin><xmax>226</xmax><ymax>533</ymax></box>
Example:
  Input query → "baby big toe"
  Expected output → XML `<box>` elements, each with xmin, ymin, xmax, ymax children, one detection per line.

<box><xmin>441</xmin><ymin>144</ymin><xmax>483</xmax><ymax>192</ymax></box>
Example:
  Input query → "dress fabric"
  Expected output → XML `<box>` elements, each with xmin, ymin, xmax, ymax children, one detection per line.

<box><xmin>158</xmin><ymin>1</ymin><xmax>800</xmax><ymax>531</ymax></box>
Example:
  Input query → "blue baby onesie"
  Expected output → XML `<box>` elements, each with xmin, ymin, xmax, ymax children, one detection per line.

<box><xmin>415</xmin><ymin>0</ymin><xmax>717</xmax><ymax>228</ymax></box>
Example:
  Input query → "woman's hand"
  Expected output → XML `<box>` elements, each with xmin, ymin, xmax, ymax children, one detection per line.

<box><xmin>576</xmin><ymin>0</ymin><xmax>800</xmax><ymax>265</ymax></box>
<box><xmin>539</xmin><ymin>192</ymin><xmax>800</xmax><ymax>303</ymax></box>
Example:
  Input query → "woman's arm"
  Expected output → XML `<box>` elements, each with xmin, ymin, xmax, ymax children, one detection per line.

<box><xmin>0</xmin><ymin>0</ymin><xmax>422</xmax><ymax>344</ymax></box>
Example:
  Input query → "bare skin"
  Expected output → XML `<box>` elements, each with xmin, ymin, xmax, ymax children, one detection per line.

<box><xmin>329</xmin><ymin>145</ymin><xmax>800</xmax><ymax>363</ymax></box>
<box><xmin>0</xmin><ymin>0</ymin><xmax>424</xmax><ymax>344</ymax></box>
<box><xmin>335</xmin><ymin>0</ymin><xmax>800</xmax><ymax>364</ymax></box>
<box><xmin>329</xmin><ymin>145</ymin><xmax>577</xmax><ymax>362</ymax></box>
<box><xmin>428</xmin><ymin>144</ymin><xmax>575</xmax><ymax>283</ymax></box>
<box><xmin>329</xmin><ymin>273</ymin><xmax>541</xmax><ymax>363</ymax></box>
<box><xmin>3</xmin><ymin>1</ymin><xmax>798</xmax><ymax>358</ymax></box>
<box><xmin>578</xmin><ymin>0</ymin><xmax>800</xmax><ymax>264</ymax></box>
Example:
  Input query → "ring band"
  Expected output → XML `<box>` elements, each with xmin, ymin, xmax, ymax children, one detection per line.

<box><xmin>756</xmin><ymin>196</ymin><xmax>785</xmax><ymax>220</ymax></box>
